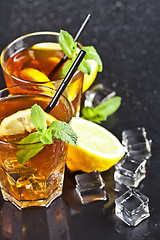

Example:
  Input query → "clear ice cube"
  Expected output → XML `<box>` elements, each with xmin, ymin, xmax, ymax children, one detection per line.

<box><xmin>75</xmin><ymin>171</ymin><xmax>108</xmax><ymax>204</ymax></box>
<box><xmin>114</xmin><ymin>181</ymin><xmax>128</xmax><ymax>195</ymax></box>
<box><xmin>122</xmin><ymin>128</ymin><xmax>152</xmax><ymax>159</ymax></box>
<box><xmin>114</xmin><ymin>155</ymin><xmax>146</xmax><ymax>188</ymax></box>
<box><xmin>115</xmin><ymin>188</ymin><xmax>150</xmax><ymax>226</ymax></box>
<box><xmin>84</xmin><ymin>83</ymin><xmax>116</xmax><ymax>108</ymax></box>
<box><xmin>122</xmin><ymin>128</ymin><xmax>147</xmax><ymax>146</ymax></box>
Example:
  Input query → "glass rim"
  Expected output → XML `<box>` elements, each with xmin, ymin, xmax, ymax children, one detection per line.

<box><xmin>0</xmin><ymin>31</ymin><xmax>83</xmax><ymax>83</ymax></box>
<box><xmin>0</xmin><ymin>83</ymin><xmax>72</xmax><ymax>146</ymax></box>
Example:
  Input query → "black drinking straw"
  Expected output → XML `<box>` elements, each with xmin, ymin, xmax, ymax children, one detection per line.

<box><xmin>45</xmin><ymin>50</ymin><xmax>86</xmax><ymax>113</ymax></box>
<box><xmin>48</xmin><ymin>14</ymin><xmax>91</xmax><ymax>80</ymax></box>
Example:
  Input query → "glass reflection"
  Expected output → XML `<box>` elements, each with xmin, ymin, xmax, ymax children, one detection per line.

<box><xmin>0</xmin><ymin>197</ymin><xmax>70</xmax><ymax>240</ymax></box>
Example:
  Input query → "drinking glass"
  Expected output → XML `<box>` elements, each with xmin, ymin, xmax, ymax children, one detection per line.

<box><xmin>1</xmin><ymin>32</ymin><xmax>84</xmax><ymax>116</ymax></box>
<box><xmin>0</xmin><ymin>84</ymin><xmax>72</xmax><ymax>209</ymax></box>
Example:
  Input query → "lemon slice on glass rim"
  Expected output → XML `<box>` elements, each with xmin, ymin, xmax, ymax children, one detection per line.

<box><xmin>82</xmin><ymin>59</ymin><xmax>98</xmax><ymax>93</ymax></box>
<box><xmin>0</xmin><ymin>109</ymin><xmax>56</xmax><ymax>136</ymax></box>
<box><xmin>67</xmin><ymin>117</ymin><xmax>125</xmax><ymax>173</ymax></box>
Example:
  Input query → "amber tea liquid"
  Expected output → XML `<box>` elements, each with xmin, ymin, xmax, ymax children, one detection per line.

<box><xmin>3</xmin><ymin>43</ymin><xmax>84</xmax><ymax>116</ymax></box>
<box><xmin>0</xmin><ymin>90</ymin><xmax>71</xmax><ymax>209</ymax></box>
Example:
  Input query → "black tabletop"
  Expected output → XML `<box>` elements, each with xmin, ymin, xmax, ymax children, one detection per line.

<box><xmin>0</xmin><ymin>0</ymin><xmax>160</xmax><ymax>239</ymax></box>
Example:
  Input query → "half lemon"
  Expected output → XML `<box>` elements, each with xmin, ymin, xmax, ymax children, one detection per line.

<box><xmin>67</xmin><ymin>117</ymin><xmax>125</xmax><ymax>172</ymax></box>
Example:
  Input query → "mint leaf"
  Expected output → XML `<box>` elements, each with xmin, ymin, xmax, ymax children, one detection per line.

<box><xmin>17</xmin><ymin>143</ymin><xmax>44</xmax><ymax>164</ymax></box>
<box><xmin>57</xmin><ymin>58</ymin><xmax>75</xmax><ymax>78</ymax></box>
<box><xmin>82</xmin><ymin>107</ymin><xmax>106</xmax><ymax>123</ymax></box>
<box><xmin>40</xmin><ymin>128</ymin><xmax>53</xmax><ymax>144</ymax></box>
<box><xmin>17</xmin><ymin>104</ymin><xmax>78</xmax><ymax>164</ymax></box>
<box><xmin>58</xmin><ymin>30</ymin><xmax>103</xmax><ymax>77</ymax></box>
<box><xmin>78</xmin><ymin>59</ymin><xmax>91</xmax><ymax>75</ymax></box>
<box><xmin>59</xmin><ymin>30</ymin><xmax>76</xmax><ymax>58</ymax></box>
<box><xmin>82</xmin><ymin>46</ymin><xmax>103</xmax><ymax>72</ymax></box>
<box><xmin>19</xmin><ymin>132</ymin><xmax>41</xmax><ymax>144</ymax></box>
<box><xmin>95</xmin><ymin>96</ymin><xmax>121</xmax><ymax>116</ymax></box>
<box><xmin>49</xmin><ymin>121</ymin><xmax>77</xmax><ymax>146</ymax></box>
<box><xmin>81</xmin><ymin>97</ymin><xmax>121</xmax><ymax>123</ymax></box>
<box><xmin>31</xmin><ymin>104</ymin><xmax>47</xmax><ymax>133</ymax></box>
<box><xmin>72</xmin><ymin>42</ymin><xmax>77</xmax><ymax>58</ymax></box>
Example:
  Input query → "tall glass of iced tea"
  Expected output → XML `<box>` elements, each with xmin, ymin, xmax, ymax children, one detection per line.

<box><xmin>1</xmin><ymin>32</ymin><xmax>84</xmax><ymax>116</ymax></box>
<box><xmin>0</xmin><ymin>84</ymin><xmax>72</xmax><ymax>209</ymax></box>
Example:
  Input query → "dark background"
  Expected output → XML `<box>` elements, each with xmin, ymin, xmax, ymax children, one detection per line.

<box><xmin>0</xmin><ymin>0</ymin><xmax>160</xmax><ymax>239</ymax></box>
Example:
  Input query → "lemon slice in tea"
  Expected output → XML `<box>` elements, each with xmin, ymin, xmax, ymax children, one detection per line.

<box><xmin>32</xmin><ymin>42</ymin><xmax>61</xmax><ymax>50</ymax></box>
<box><xmin>67</xmin><ymin>117</ymin><xmax>125</xmax><ymax>172</ymax></box>
<box><xmin>20</xmin><ymin>68</ymin><xmax>50</xmax><ymax>83</ymax></box>
<box><xmin>0</xmin><ymin>109</ymin><xmax>56</xmax><ymax>136</ymax></box>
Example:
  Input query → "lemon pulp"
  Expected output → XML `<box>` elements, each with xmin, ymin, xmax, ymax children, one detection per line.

<box><xmin>67</xmin><ymin>117</ymin><xmax>125</xmax><ymax>172</ymax></box>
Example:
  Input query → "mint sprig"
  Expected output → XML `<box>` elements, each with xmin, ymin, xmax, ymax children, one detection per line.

<box><xmin>58</xmin><ymin>30</ymin><xmax>102</xmax><ymax>78</ymax></box>
<box><xmin>81</xmin><ymin>96</ymin><xmax>121</xmax><ymax>123</ymax></box>
<box><xmin>17</xmin><ymin>104</ymin><xmax>77</xmax><ymax>164</ymax></box>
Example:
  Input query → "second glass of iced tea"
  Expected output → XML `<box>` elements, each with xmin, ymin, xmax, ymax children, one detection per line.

<box><xmin>1</xmin><ymin>32</ymin><xmax>84</xmax><ymax>116</ymax></box>
<box><xmin>0</xmin><ymin>84</ymin><xmax>72</xmax><ymax>209</ymax></box>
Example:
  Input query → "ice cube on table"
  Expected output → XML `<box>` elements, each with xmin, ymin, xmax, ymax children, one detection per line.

<box><xmin>84</xmin><ymin>83</ymin><xmax>116</xmax><ymax>108</ymax></box>
<box><xmin>114</xmin><ymin>155</ymin><xmax>147</xmax><ymax>188</ymax></box>
<box><xmin>122</xmin><ymin>128</ymin><xmax>152</xmax><ymax>159</ymax></box>
<box><xmin>115</xmin><ymin>188</ymin><xmax>150</xmax><ymax>226</ymax></box>
<box><xmin>75</xmin><ymin>171</ymin><xmax>108</xmax><ymax>204</ymax></box>
<box><xmin>114</xmin><ymin>181</ymin><xmax>128</xmax><ymax>195</ymax></box>
<box><xmin>122</xmin><ymin>128</ymin><xmax>147</xmax><ymax>146</ymax></box>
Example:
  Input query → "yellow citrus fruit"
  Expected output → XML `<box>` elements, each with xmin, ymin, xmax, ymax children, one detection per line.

<box><xmin>31</xmin><ymin>42</ymin><xmax>61</xmax><ymax>50</ymax></box>
<box><xmin>66</xmin><ymin>117</ymin><xmax>125</xmax><ymax>172</ymax></box>
<box><xmin>82</xmin><ymin>59</ymin><xmax>98</xmax><ymax>93</ymax></box>
<box><xmin>20</xmin><ymin>68</ymin><xmax>50</xmax><ymax>83</ymax></box>
<box><xmin>0</xmin><ymin>109</ymin><xmax>56</xmax><ymax>136</ymax></box>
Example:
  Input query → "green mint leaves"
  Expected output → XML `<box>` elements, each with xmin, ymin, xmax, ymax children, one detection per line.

<box><xmin>58</xmin><ymin>30</ymin><xmax>103</xmax><ymax>78</ymax></box>
<box><xmin>31</xmin><ymin>104</ymin><xmax>47</xmax><ymax>133</ymax></box>
<box><xmin>17</xmin><ymin>143</ymin><xmax>44</xmax><ymax>165</ymax></box>
<box><xmin>17</xmin><ymin>104</ymin><xmax>77</xmax><ymax>164</ymax></box>
<box><xmin>81</xmin><ymin>96</ymin><xmax>121</xmax><ymax>123</ymax></box>
<box><xmin>59</xmin><ymin>30</ymin><xmax>77</xmax><ymax>59</ymax></box>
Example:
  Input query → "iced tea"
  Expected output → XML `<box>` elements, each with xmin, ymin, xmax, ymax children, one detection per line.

<box><xmin>0</xmin><ymin>85</ymin><xmax>72</xmax><ymax>209</ymax></box>
<box><xmin>1</xmin><ymin>32</ymin><xmax>84</xmax><ymax>116</ymax></box>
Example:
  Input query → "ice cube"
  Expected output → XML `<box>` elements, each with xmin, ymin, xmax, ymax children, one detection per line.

<box><xmin>75</xmin><ymin>171</ymin><xmax>108</xmax><ymax>204</ymax></box>
<box><xmin>122</xmin><ymin>128</ymin><xmax>147</xmax><ymax>146</ymax></box>
<box><xmin>114</xmin><ymin>155</ymin><xmax>147</xmax><ymax>188</ymax></box>
<box><xmin>84</xmin><ymin>83</ymin><xmax>116</xmax><ymax>108</ymax></box>
<box><xmin>122</xmin><ymin>128</ymin><xmax>152</xmax><ymax>159</ymax></box>
<box><xmin>127</xmin><ymin>141</ymin><xmax>152</xmax><ymax>159</ymax></box>
<box><xmin>115</xmin><ymin>188</ymin><xmax>150</xmax><ymax>226</ymax></box>
<box><xmin>114</xmin><ymin>181</ymin><xmax>128</xmax><ymax>196</ymax></box>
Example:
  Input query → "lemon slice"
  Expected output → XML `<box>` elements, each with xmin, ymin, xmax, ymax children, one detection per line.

<box><xmin>32</xmin><ymin>42</ymin><xmax>61</xmax><ymax>50</ymax></box>
<box><xmin>82</xmin><ymin>60</ymin><xmax>98</xmax><ymax>93</ymax></box>
<box><xmin>67</xmin><ymin>117</ymin><xmax>125</xmax><ymax>172</ymax></box>
<box><xmin>20</xmin><ymin>68</ymin><xmax>50</xmax><ymax>83</ymax></box>
<box><xmin>0</xmin><ymin>109</ymin><xmax>56</xmax><ymax>136</ymax></box>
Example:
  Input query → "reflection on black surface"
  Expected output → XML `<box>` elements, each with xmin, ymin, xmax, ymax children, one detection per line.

<box><xmin>80</xmin><ymin>201</ymin><xmax>106</xmax><ymax>217</ymax></box>
<box><xmin>0</xmin><ymin>202</ymin><xmax>22</xmax><ymax>239</ymax></box>
<box><xmin>115</xmin><ymin>218</ymin><xmax>150</xmax><ymax>240</ymax></box>
<box><xmin>0</xmin><ymin>197</ymin><xmax>70</xmax><ymax>240</ymax></box>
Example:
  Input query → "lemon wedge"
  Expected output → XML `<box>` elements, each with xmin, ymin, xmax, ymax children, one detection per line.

<box><xmin>66</xmin><ymin>117</ymin><xmax>125</xmax><ymax>172</ymax></box>
<box><xmin>82</xmin><ymin>60</ymin><xmax>98</xmax><ymax>93</ymax></box>
<box><xmin>20</xmin><ymin>68</ymin><xmax>50</xmax><ymax>83</ymax></box>
<box><xmin>0</xmin><ymin>109</ymin><xmax>56</xmax><ymax>136</ymax></box>
<box><xmin>32</xmin><ymin>42</ymin><xmax>61</xmax><ymax>50</ymax></box>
